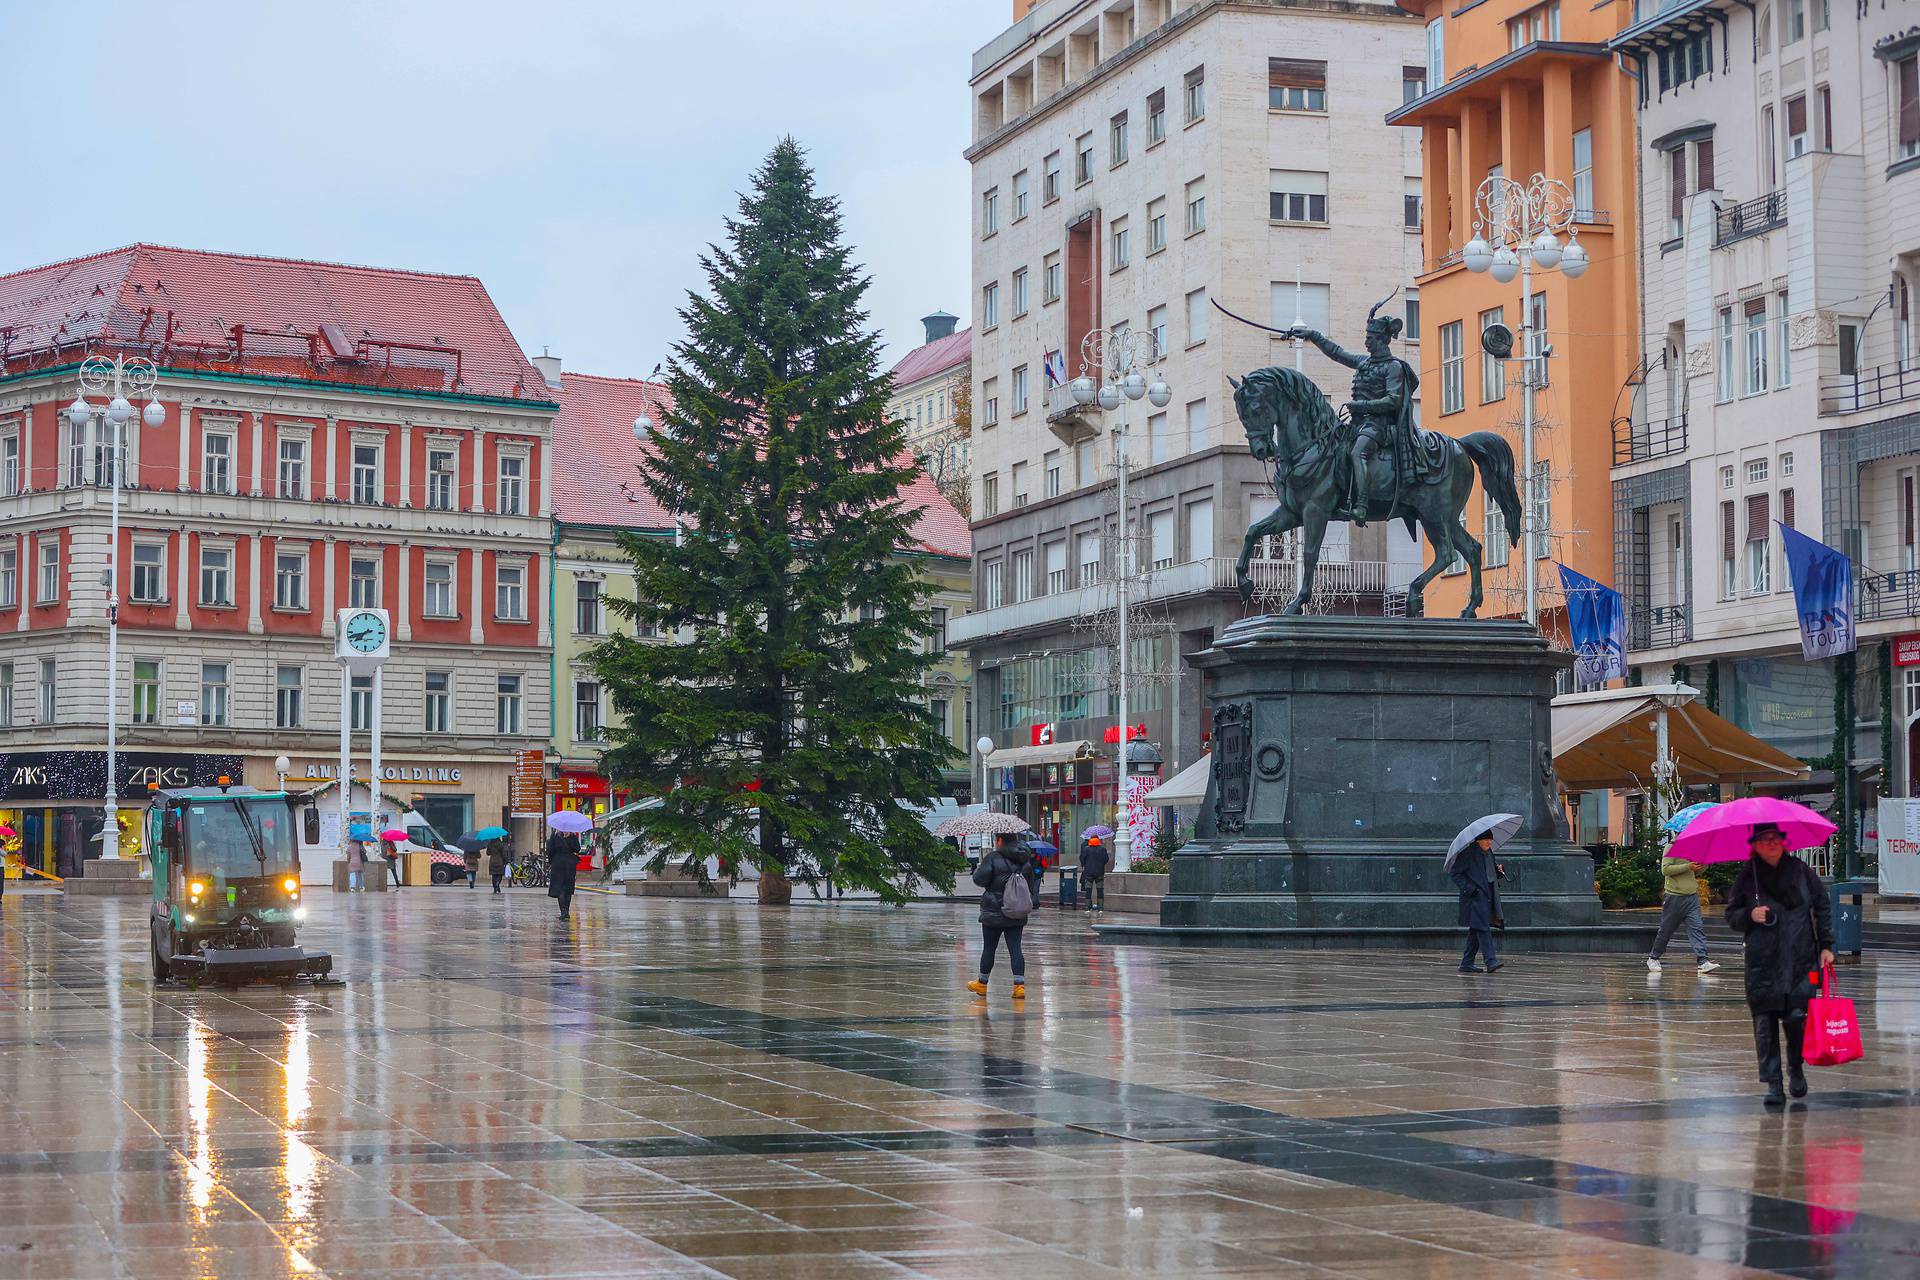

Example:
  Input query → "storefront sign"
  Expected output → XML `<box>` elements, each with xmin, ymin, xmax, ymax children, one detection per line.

<box><xmin>1879</xmin><ymin>798</ymin><xmax>1920</xmax><ymax>896</ymax></box>
<box><xmin>0</xmin><ymin>751</ymin><xmax>245</xmax><ymax>801</ymax></box>
<box><xmin>290</xmin><ymin>763</ymin><xmax>465</xmax><ymax>784</ymax></box>
<box><xmin>1029</xmin><ymin>723</ymin><xmax>1055</xmax><ymax>746</ymax></box>
<box><xmin>1895</xmin><ymin>634</ymin><xmax>1920</xmax><ymax>667</ymax></box>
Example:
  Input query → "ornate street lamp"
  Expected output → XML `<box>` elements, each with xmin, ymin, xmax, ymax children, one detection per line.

<box><xmin>1069</xmin><ymin>327</ymin><xmax>1167</xmax><ymax>872</ymax></box>
<box><xmin>1462</xmin><ymin>173</ymin><xmax>1588</xmax><ymax>627</ymax></box>
<box><xmin>67</xmin><ymin>354</ymin><xmax>166</xmax><ymax>859</ymax></box>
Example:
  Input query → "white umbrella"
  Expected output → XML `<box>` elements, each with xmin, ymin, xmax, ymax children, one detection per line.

<box><xmin>1445</xmin><ymin>813</ymin><xmax>1523</xmax><ymax>870</ymax></box>
<box><xmin>547</xmin><ymin>810</ymin><xmax>593</xmax><ymax>834</ymax></box>
<box><xmin>933</xmin><ymin>811</ymin><xmax>1032</xmax><ymax>838</ymax></box>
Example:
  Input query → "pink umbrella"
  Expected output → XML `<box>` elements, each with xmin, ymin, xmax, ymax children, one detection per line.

<box><xmin>1667</xmin><ymin>796</ymin><xmax>1835</xmax><ymax>865</ymax></box>
<box><xmin>379</xmin><ymin>828</ymin><xmax>409</xmax><ymax>843</ymax></box>
<box><xmin>0</xmin><ymin>825</ymin><xmax>15</xmax><ymax>840</ymax></box>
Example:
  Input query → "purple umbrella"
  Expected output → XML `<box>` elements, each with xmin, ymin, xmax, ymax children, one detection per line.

<box><xmin>1081</xmin><ymin>825</ymin><xmax>1114</xmax><ymax>839</ymax></box>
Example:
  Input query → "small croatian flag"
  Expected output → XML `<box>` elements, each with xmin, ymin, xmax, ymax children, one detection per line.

<box><xmin>1043</xmin><ymin>349</ymin><xmax>1067</xmax><ymax>387</ymax></box>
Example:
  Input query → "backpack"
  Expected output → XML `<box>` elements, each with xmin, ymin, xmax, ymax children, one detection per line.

<box><xmin>1000</xmin><ymin>863</ymin><xmax>1034</xmax><ymax>922</ymax></box>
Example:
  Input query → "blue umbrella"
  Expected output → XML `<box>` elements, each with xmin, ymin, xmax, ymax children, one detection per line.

<box><xmin>347</xmin><ymin>823</ymin><xmax>373</xmax><ymax>841</ymax></box>
<box><xmin>1024</xmin><ymin>839</ymin><xmax>1059</xmax><ymax>858</ymax></box>
<box><xmin>1662</xmin><ymin>802</ymin><xmax>1715</xmax><ymax>835</ymax></box>
<box><xmin>473</xmin><ymin>825</ymin><xmax>510</xmax><ymax>840</ymax></box>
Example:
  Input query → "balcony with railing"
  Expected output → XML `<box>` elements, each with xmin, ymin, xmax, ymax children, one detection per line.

<box><xmin>1820</xmin><ymin>362</ymin><xmax>1920</xmax><ymax>416</ymax></box>
<box><xmin>1713</xmin><ymin>193</ymin><xmax>1787</xmax><ymax>248</ymax></box>
<box><xmin>1628</xmin><ymin>603</ymin><xmax>1692</xmax><ymax>651</ymax></box>
<box><xmin>1612</xmin><ymin>414</ymin><xmax>1688</xmax><ymax>466</ymax></box>
<box><xmin>1856</xmin><ymin>567</ymin><xmax>1920</xmax><ymax>622</ymax></box>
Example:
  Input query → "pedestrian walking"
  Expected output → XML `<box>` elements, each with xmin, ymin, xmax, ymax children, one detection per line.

<box><xmin>1646</xmin><ymin>851</ymin><xmax>1718</xmax><ymax>974</ymax></box>
<box><xmin>967</xmin><ymin>832</ymin><xmax>1033</xmax><ymax>1000</ymax></box>
<box><xmin>1449</xmin><ymin>832</ymin><xmax>1503</xmax><ymax>974</ymax></box>
<box><xmin>463</xmin><ymin>841</ymin><xmax>481</xmax><ymax>888</ymax></box>
<box><xmin>1078</xmin><ymin>832</ymin><xmax>1110</xmax><ymax>913</ymax></box>
<box><xmin>487</xmin><ymin>839</ymin><xmax>508</xmax><ymax>894</ymax></box>
<box><xmin>345</xmin><ymin>838</ymin><xmax>366</xmax><ymax>893</ymax></box>
<box><xmin>382</xmin><ymin>837</ymin><xmax>402</xmax><ymax>886</ymax></box>
<box><xmin>1727</xmin><ymin>822</ymin><xmax>1835</xmax><ymax>1106</ymax></box>
<box><xmin>547</xmin><ymin>829</ymin><xmax>580</xmax><ymax>921</ymax></box>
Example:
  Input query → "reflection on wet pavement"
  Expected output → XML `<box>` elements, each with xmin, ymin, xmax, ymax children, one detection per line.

<box><xmin>1</xmin><ymin>890</ymin><xmax>1916</xmax><ymax>1278</ymax></box>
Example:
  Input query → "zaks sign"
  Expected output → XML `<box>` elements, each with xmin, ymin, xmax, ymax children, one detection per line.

<box><xmin>1102</xmin><ymin>724</ymin><xmax>1148</xmax><ymax>744</ymax></box>
<box><xmin>1029</xmin><ymin>723</ymin><xmax>1056</xmax><ymax>746</ymax></box>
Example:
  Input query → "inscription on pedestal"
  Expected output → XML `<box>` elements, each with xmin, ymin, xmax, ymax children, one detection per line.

<box><xmin>1212</xmin><ymin>701</ymin><xmax>1252</xmax><ymax>834</ymax></box>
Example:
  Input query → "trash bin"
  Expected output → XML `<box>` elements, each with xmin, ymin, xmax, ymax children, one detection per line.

<box><xmin>1058</xmin><ymin>867</ymin><xmax>1078</xmax><ymax>908</ymax></box>
<box><xmin>1829</xmin><ymin>878</ymin><xmax>1873</xmax><ymax>957</ymax></box>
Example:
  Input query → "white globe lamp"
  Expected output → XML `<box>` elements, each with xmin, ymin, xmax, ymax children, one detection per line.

<box><xmin>1069</xmin><ymin>375</ymin><xmax>1096</xmax><ymax>406</ymax></box>
<box><xmin>1559</xmin><ymin>238</ymin><xmax>1590</xmax><ymax>279</ymax></box>
<box><xmin>1529</xmin><ymin>231</ymin><xmax>1562</xmax><ymax>271</ymax></box>
<box><xmin>1462</xmin><ymin>236</ymin><xmax>1495</xmax><ymax>273</ymax></box>
<box><xmin>1097</xmin><ymin>384</ymin><xmax>1121</xmax><ymax>411</ymax></box>
<box><xmin>1147</xmin><ymin>378</ymin><xmax>1172</xmax><ymax>408</ymax></box>
<box><xmin>142</xmin><ymin>400</ymin><xmax>165</xmax><ymax>429</ymax></box>
<box><xmin>1489</xmin><ymin>246</ymin><xmax>1521</xmax><ymax>284</ymax></box>
<box><xmin>1120</xmin><ymin>372</ymin><xmax>1147</xmax><ymax>401</ymax></box>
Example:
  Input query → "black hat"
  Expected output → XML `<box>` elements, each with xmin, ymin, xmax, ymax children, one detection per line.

<box><xmin>1749</xmin><ymin>822</ymin><xmax>1787</xmax><ymax>843</ymax></box>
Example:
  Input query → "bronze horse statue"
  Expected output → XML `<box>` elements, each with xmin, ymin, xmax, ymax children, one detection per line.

<box><xmin>1229</xmin><ymin>364</ymin><xmax>1523</xmax><ymax>618</ymax></box>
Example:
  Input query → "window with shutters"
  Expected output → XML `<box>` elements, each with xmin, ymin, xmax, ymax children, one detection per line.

<box><xmin>1110</xmin><ymin>111</ymin><xmax>1130</xmax><ymax>166</ymax></box>
<box><xmin>1668</xmin><ymin>148</ymin><xmax>1687</xmax><ymax>239</ymax></box>
<box><xmin>1045</xmin><ymin>541</ymin><xmax>1068</xmax><ymax>594</ymax></box>
<box><xmin>1148</xmin><ymin>510</ymin><xmax>1174</xmax><ymax>570</ymax></box>
<box><xmin>1485</xmin><ymin>503</ymin><xmax>1509</xmax><ymax>568</ymax></box>
<box><xmin>1898</xmin><ymin>54</ymin><xmax>1920</xmax><ymax>161</ymax></box>
<box><xmin>1078</xmin><ymin>532</ymin><xmax>1102</xmax><ymax>586</ymax></box>
<box><xmin>1818</xmin><ymin>84</ymin><xmax>1834</xmax><ymax>150</ymax></box>
<box><xmin>1269</xmin><ymin>170</ymin><xmax>1328</xmax><ymax>224</ymax></box>
<box><xmin>1268</xmin><ymin>58</ymin><xmax>1326</xmax><ymax>111</ymax></box>
<box><xmin>1147</xmin><ymin>89</ymin><xmax>1167</xmax><ymax>145</ymax></box>
<box><xmin>1746</xmin><ymin>493</ymin><xmax>1771</xmax><ymax>594</ymax></box>
<box><xmin>1697</xmin><ymin>137</ymin><xmax>1715</xmax><ymax>191</ymax></box>
<box><xmin>1184</xmin><ymin>65</ymin><xmax>1205</xmax><ymax>123</ymax></box>
<box><xmin>1439</xmin><ymin>321</ymin><xmax>1465</xmax><ymax>414</ymax></box>
<box><xmin>1906</xmin><ymin>472</ymin><xmax>1919</xmax><ymax>571</ymax></box>
<box><xmin>1011</xmin><ymin>548</ymin><xmax>1034</xmax><ymax>602</ymax></box>
<box><xmin>1776</xmin><ymin>291</ymin><xmax>1792</xmax><ymax>388</ymax></box>
<box><xmin>1786</xmin><ymin>95</ymin><xmax>1808</xmax><ymax>159</ymax></box>
<box><xmin>1403</xmin><ymin>64</ymin><xmax>1426</xmax><ymax>103</ymax></box>
<box><xmin>1717</xmin><ymin>308</ymin><xmax>1736</xmax><ymax>401</ymax></box>
<box><xmin>1721</xmin><ymin>500</ymin><xmax>1738</xmax><ymax>598</ymax></box>
<box><xmin>1781</xmin><ymin>487</ymin><xmax>1799</xmax><ymax>582</ymax></box>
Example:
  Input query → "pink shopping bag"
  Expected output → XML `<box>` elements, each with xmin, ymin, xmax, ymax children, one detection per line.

<box><xmin>1804</xmin><ymin>965</ymin><xmax>1864</xmax><ymax>1068</ymax></box>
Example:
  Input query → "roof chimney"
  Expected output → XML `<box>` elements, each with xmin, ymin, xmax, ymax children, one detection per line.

<box><xmin>533</xmin><ymin>349</ymin><xmax>563</xmax><ymax>388</ymax></box>
<box><xmin>921</xmin><ymin>311</ymin><xmax>959</xmax><ymax>345</ymax></box>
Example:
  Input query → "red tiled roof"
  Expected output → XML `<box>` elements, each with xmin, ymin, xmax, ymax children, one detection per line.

<box><xmin>888</xmin><ymin>327</ymin><xmax>971</xmax><ymax>388</ymax></box>
<box><xmin>551</xmin><ymin>370</ymin><xmax>969</xmax><ymax>558</ymax></box>
<box><xmin>0</xmin><ymin>243</ymin><xmax>552</xmax><ymax>402</ymax></box>
<box><xmin>551</xmin><ymin>371</ymin><xmax>676</xmax><ymax>529</ymax></box>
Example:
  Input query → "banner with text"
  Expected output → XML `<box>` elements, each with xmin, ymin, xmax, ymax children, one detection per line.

<box><xmin>1780</xmin><ymin>523</ymin><xmax>1855</xmax><ymax>660</ymax></box>
<box><xmin>1555</xmin><ymin>563</ymin><xmax>1626</xmax><ymax>686</ymax></box>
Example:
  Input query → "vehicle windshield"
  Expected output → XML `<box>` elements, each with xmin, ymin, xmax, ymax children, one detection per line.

<box><xmin>183</xmin><ymin>798</ymin><xmax>296</xmax><ymax>881</ymax></box>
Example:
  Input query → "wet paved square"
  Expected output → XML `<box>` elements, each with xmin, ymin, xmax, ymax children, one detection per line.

<box><xmin>1</xmin><ymin>888</ymin><xmax>1916</xmax><ymax>1278</ymax></box>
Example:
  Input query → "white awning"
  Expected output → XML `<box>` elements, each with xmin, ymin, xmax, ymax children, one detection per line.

<box><xmin>1146</xmin><ymin>752</ymin><xmax>1211</xmax><ymax>807</ymax></box>
<box><xmin>1552</xmin><ymin>684</ymin><xmax>1807</xmax><ymax>791</ymax></box>
<box><xmin>983</xmin><ymin>739</ymin><xmax>1097</xmax><ymax>769</ymax></box>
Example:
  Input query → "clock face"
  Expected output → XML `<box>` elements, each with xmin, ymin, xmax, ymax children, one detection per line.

<box><xmin>346</xmin><ymin>612</ymin><xmax>388</xmax><ymax>653</ymax></box>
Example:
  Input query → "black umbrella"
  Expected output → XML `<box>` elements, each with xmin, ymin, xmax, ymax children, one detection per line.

<box><xmin>454</xmin><ymin>834</ymin><xmax>488</xmax><ymax>854</ymax></box>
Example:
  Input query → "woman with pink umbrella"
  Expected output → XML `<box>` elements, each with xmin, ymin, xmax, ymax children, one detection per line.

<box><xmin>1671</xmin><ymin>798</ymin><xmax>1837</xmax><ymax>1106</ymax></box>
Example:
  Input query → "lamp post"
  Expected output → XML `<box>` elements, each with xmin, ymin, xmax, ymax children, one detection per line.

<box><xmin>1069</xmin><ymin>327</ymin><xmax>1171</xmax><ymax>873</ymax></box>
<box><xmin>1460</xmin><ymin>173</ymin><xmax>1589</xmax><ymax>627</ymax></box>
<box><xmin>66</xmin><ymin>355</ymin><xmax>167</xmax><ymax>860</ymax></box>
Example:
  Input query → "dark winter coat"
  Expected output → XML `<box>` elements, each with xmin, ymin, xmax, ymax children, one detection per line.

<box><xmin>1727</xmin><ymin>853</ymin><xmax>1834</xmax><ymax>1012</ymax></box>
<box><xmin>546</xmin><ymin>833</ymin><xmax>580</xmax><ymax>895</ymax></box>
<box><xmin>486</xmin><ymin>842</ymin><xmax>509</xmax><ymax>878</ymax></box>
<box><xmin>1079</xmin><ymin>838</ymin><xmax>1110</xmax><ymax>879</ymax></box>
<box><xmin>972</xmin><ymin>845</ymin><xmax>1034</xmax><ymax>928</ymax></box>
<box><xmin>1449</xmin><ymin>845</ymin><xmax>1499</xmax><ymax>930</ymax></box>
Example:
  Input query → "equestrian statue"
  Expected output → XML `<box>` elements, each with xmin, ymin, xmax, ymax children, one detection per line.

<box><xmin>1223</xmin><ymin>292</ymin><xmax>1523</xmax><ymax>619</ymax></box>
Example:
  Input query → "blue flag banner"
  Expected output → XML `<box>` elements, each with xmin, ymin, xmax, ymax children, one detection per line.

<box><xmin>1779</xmin><ymin>522</ymin><xmax>1855</xmax><ymax>659</ymax></box>
<box><xmin>1555</xmin><ymin>562</ymin><xmax>1627</xmax><ymax>686</ymax></box>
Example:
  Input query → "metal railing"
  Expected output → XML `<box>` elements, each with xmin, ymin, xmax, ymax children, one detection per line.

<box><xmin>1820</xmin><ymin>363</ymin><xmax>1920</xmax><ymax>416</ymax></box>
<box><xmin>1612</xmin><ymin>414</ymin><xmax>1687</xmax><ymax>465</ymax></box>
<box><xmin>1713</xmin><ymin>193</ymin><xmax>1787</xmax><ymax>247</ymax></box>
<box><xmin>1856</xmin><ymin>567</ymin><xmax>1920</xmax><ymax>621</ymax></box>
<box><xmin>1628</xmin><ymin>604</ymin><xmax>1691</xmax><ymax>650</ymax></box>
<box><xmin>1212</xmin><ymin>556</ymin><xmax>1390</xmax><ymax>597</ymax></box>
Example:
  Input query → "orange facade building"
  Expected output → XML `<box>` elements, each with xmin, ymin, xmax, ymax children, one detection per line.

<box><xmin>1387</xmin><ymin>0</ymin><xmax>1639</xmax><ymax>631</ymax></box>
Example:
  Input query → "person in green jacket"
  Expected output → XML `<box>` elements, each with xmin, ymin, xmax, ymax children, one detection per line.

<box><xmin>1647</xmin><ymin>852</ymin><xmax>1719</xmax><ymax>973</ymax></box>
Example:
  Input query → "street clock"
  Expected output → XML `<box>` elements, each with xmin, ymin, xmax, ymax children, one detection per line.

<box><xmin>335</xmin><ymin>608</ymin><xmax>392</xmax><ymax>673</ymax></box>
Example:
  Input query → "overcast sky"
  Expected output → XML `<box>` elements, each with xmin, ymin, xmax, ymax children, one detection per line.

<box><xmin>0</xmin><ymin>1</ymin><xmax>1005</xmax><ymax>375</ymax></box>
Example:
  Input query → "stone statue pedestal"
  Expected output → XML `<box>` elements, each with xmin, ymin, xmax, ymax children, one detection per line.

<box><xmin>1098</xmin><ymin>615</ymin><xmax>1654</xmax><ymax>952</ymax></box>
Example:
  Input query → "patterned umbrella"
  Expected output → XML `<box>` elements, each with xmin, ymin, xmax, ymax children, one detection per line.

<box><xmin>932</xmin><ymin>811</ymin><xmax>1032</xmax><ymax>838</ymax></box>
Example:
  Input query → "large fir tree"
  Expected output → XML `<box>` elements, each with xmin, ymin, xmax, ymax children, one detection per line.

<box><xmin>591</xmin><ymin>140</ymin><xmax>962</xmax><ymax>905</ymax></box>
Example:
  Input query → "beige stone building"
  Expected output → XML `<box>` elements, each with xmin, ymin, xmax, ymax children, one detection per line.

<box><xmin>955</xmin><ymin>0</ymin><xmax>1424</xmax><ymax>850</ymax></box>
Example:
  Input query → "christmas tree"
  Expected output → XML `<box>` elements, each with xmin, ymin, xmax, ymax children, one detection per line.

<box><xmin>592</xmin><ymin>139</ymin><xmax>962</xmax><ymax>905</ymax></box>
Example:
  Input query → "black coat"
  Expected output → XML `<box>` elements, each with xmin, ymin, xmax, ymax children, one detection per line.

<box><xmin>546</xmin><ymin>833</ymin><xmax>580</xmax><ymax>895</ymax></box>
<box><xmin>1449</xmin><ymin>845</ymin><xmax>1499</xmax><ymax>929</ymax></box>
<box><xmin>1079</xmin><ymin>839</ymin><xmax>1110</xmax><ymax>879</ymax></box>
<box><xmin>972</xmin><ymin>846</ymin><xmax>1034</xmax><ymax>928</ymax></box>
<box><xmin>1726</xmin><ymin>854</ymin><xmax>1834</xmax><ymax>1012</ymax></box>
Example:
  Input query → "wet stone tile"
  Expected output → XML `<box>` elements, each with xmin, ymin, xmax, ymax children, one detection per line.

<box><xmin>4</xmin><ymin>892</ymin><xmax>1919</xmax><ymax>1278</ymax></box>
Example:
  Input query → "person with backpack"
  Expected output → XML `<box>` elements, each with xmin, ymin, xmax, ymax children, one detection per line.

<box><xmin>967</xmin><ymin>832</ymin><xmax>1034</xmax><ymax>1000</ymax></box>
<box><xmin>1078</xmin><ymin>833</ymin><xmax>1110</xmax><ymax>913</ymax></box>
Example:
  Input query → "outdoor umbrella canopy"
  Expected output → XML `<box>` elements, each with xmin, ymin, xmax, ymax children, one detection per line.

<box><xmin>1666</xmin><ymin>796</ymin><xmax>1836</xmax><ymax>864</ymax></box>
<box><xmin>1445</xmin><ymin>813</ymin><xmax>1523</xmax><ymax>870</ymax></box>
<box><xmin>454</xmin><ymin>834</ymin><xmax>488</xmax><ymax>854</ymax></box>
<box><xmin>1081</xmin><ymin>825</ymin><xmax>1114</xmax><ymax>839</ymax></box>
<box><xmin>473</xmin><ymin>826</ymin><xmax>509</xmax><ymax>840</ymax></box>
<box><xmin>547</xmin><ymin>810</ymin><xmax>593</xmax><ymax>834</ymax></box>
<box><xmin>1661</xmin><ymin>802</ymin><xmax>1716</xmax><ymax>835</ymax></box>
<box><xmin>932</xmin><ymin>812</ymin><xmax>1032</xmax><ymax>838</ymax></box>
